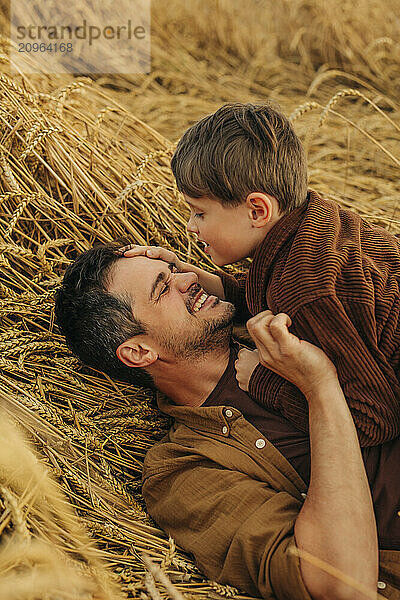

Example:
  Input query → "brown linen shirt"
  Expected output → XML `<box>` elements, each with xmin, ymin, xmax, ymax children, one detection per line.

<box><xmin>204</xmin><ymin>341</ymin><xmax>400</xmax><ymax>550</ymax></box>
<box><xmin>217</xmin><ymin>190</ymin><xmax>400</xmax><ymax>446</ymax></box>
<box><xmin>142</xmin><ymin>342</ymin><xmax>400</xmax><ymax>599</ymax></box>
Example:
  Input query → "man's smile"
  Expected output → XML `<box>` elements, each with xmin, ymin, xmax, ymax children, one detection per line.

<box><xmin>192</xmin><ymin>293</ymin><xmax>219</xmax><ymax>313</ymax></box>
<box><xmin>186</xmin><ymin>285</ymin><xmax>220</xmax><ymax>315</ymax></box>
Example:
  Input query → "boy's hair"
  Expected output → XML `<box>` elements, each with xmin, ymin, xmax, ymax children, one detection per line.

<box><xmin>171</xmin><ymin>102</ymin><xmax>308</xmax><ymax>214</ymax></box>
<box><xmin>55</xmin><ymin>244</ymin><xmax>155</xmax><ymax>390</ymax></box>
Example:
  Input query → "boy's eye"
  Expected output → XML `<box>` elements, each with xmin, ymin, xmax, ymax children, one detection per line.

<box><xmin>194</xmin><ymin>213</ymin><xmax>204</xmax><ymax>219</ymax></box>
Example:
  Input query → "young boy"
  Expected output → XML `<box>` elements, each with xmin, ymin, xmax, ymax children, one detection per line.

<box><xmin>123</xmin><ymin>102</ymin><xmax>400</xmax><ymax>447</ymax></box>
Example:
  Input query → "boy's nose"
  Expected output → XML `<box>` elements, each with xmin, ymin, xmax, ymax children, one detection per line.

<box><xmin>186</xmin><ymin>215</ymin><xmax>198</xmax><ymax>234</ymax></box>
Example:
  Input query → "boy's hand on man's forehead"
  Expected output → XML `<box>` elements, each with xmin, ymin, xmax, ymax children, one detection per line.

<box><xmin>115</xmin><ymin>243</ymin><xmax>148</xmax><ymax>256</ymax></box>
<box><xmin>115</xmin><ymin>244</ymin><xmax>185</xmax><ymax>272</ymax></box>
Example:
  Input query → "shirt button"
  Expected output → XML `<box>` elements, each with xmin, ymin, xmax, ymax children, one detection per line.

<box><xmin>255</xmin><ymin>438</ymin><xmax>266</xmax><ymax>449</ymax></box>
<box><xmin>301</xmin><ymin>493</ymin><xmax>307</xmax><ymax>499</ymax></box>
<box><xmin>225</xmin><ymin>409</ymin><xmax>233</xmax><ymax>418</ymax></box>
<box><xmin>222</xmin><ymin>426</ymin><xmax>228</xmax><ymax>434</ymax></box>
<box><xmin>377</xmin><ymin>581</ymin><xmax>386</xmax><ymax>590</ymax></box>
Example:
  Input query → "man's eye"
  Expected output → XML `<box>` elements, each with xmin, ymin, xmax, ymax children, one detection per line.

<box><xmin>158</xmin><ymin>265</ymin><xmax>180</xmax><ymax>299</ymax></box>
<box><xmin>159</xmin><ymin>281</ymin><xmax>170</xmax><ymax>297</ymax></box>
<box><xmin>194</xmin><ymin>213</ymin><xmax>204</xmax><ymax>219</ymax></box>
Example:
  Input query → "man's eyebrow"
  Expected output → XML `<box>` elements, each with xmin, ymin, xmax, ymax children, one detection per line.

<box><xmin>149</xmin><ymin>262</ymin><xmax>176</xmax><ymax>301</ymax></box>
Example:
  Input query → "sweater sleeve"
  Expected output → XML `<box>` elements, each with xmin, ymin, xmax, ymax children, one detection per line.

<box><xmin>214</xmin><ymin>269</ymin><xmax>252</xmax><ymax>324</ymax></box>
<box><xmin>249</xmin><ymin>295</ymin><xmax>400</xmax><ymax>447</ymax></box>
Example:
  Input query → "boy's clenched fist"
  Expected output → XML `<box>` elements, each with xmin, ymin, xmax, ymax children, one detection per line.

<box><xmin>234</xmin><ymin>348</ymin><xmax>260</xmax><ymax>391</ymax></box>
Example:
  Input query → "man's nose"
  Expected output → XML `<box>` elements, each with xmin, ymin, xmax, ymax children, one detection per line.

<box><xmin>175</xmin><ymin>270</ymin><xmax>198</xmax><ymax>292</ymax></box>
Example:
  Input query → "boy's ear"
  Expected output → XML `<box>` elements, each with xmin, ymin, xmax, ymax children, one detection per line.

<box><xmin>116</xmin><ymin>338</ymin><xmax>158</xmax><ymax>369</ymax></box>
<box><xmin>245</xmin><ymin>192</ymin><xmax>276</xmax><ymax>226</ymax></box>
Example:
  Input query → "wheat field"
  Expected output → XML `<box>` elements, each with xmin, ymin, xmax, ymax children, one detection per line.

<box><xmin>0</xmin><ymin>0</ymin><xmax>399</xmax><ymax>598</ymax></box>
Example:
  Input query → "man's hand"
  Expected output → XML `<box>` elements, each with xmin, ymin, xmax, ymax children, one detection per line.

<box><xmin>116</xmin><ymin>244</ymin><xmax>186</xmax><ymax>271</ymax></box>
<box><xmin>246</xmin><ymin>310</ymin><xmax>338</xmax><ymax>397</ymax></box>
<box><xmin>234</xmin><ymin>348</ymin><xmax>260</xmax><ymax>391</ymax></box>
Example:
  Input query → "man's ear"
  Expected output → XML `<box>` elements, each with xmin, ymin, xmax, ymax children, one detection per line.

<box><xmin>245</xmin><ymin>192</ymin><xmax>276</xmax><ymax>227</ymax></box>
<box><xmin>116</xmin><ymin>338</ymin><xmax>158</xmax><ymax>369</ymax></box>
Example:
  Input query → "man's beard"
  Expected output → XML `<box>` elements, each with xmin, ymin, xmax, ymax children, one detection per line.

<box><xmin>149</xmin><ymin>302</ymin><xmax>235</xmax><ymax>361</ymax></box>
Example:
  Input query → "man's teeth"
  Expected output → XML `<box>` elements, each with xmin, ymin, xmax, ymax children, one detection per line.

<box><xmin>192</xmin><ymin>292</ymin><xmax>208</xmax><ymax>313</ymax></box>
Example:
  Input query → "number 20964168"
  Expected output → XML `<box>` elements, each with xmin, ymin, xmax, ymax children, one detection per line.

<box><xmin>18</xmin><ymin>42</ymin><xmax>73</xmax><ymax>53</ymax></box>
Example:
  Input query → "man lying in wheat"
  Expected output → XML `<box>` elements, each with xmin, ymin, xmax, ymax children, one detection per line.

<box><xmin>55</xmin><ymin>245</ymin><xmax>400</xmax><ymax>600</ymax></box>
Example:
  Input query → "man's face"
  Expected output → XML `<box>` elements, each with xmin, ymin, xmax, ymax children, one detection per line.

<box><xmin>107</xmin><ymin>256</ymin><xmax>235</xmax><ymax>360</ymax></box>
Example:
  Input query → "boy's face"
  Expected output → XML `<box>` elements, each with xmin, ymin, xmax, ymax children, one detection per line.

<box><xmin>185</xmin><ymin>195</ymin><xmax>262</xmax><ymax>266</ymax></box>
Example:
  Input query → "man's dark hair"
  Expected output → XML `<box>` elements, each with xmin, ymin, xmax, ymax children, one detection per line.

<box><xmin>55</xmin><ymin>244</ymin><xmax>155</xmax><ymax>390</ymax></box>
<box><xmin>171</xmin><ymin>102</ymin><xmax>308</xmax><ymax>214</ymax></box>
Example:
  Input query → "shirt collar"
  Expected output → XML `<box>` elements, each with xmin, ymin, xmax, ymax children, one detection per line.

<box><xmin>156</xmin><ymin>391</ymin><xmax>234</xmax><ymax>434</ymax></box>
<box><xmin>155</xmin><ymin>340</ymin><xmax>243</xmax><ymax>434</ymax></box>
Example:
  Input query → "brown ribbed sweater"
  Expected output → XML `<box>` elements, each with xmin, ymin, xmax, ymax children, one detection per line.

<box><xmin>217</xmin><ymin>190</ymin><xmax>400</xmax><ymax>447</ymax></box>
